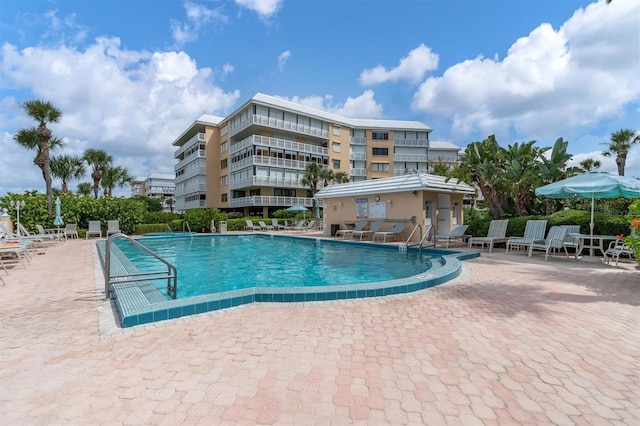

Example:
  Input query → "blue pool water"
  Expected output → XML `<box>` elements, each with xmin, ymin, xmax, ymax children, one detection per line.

<box><xmin>115</xmin><ymin>235</ymin><xmax>433</xmax><ymax>299</ymax></box>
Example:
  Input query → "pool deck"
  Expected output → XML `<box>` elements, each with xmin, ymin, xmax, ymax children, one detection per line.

<box><xmin>1</xmin><ymin>235</ymin><xmax>638</xmax><ymax>425</ymax></box>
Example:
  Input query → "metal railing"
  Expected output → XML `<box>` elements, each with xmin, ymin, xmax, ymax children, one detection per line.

<box><xmin>183</xmin><ymin>222</ymin><xmax>193</xmax><ymax>240</ymax></box>
<box><xmin>104</xmin><ymin>233</ymin><xmax>177</xmax><ymax>300</ymax></box>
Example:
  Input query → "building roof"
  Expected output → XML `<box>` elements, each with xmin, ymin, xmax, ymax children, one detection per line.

<box><xmin>171</xmin><ymin>114</ymin><xmax>224</xmax><ymax>146</ymax></box>
<box><xmin>314</xmin><ymin>173</ymin><xmax>475</xmax><ymax>199</ymax></box>
<box><xmin>148</xmin><ymin>173</ymin><xmax>175</xmax><ymax>180</ymax></box>
<box><xmin>429</xmin><ymin>141</ymin><xmax>461</xmax><ymax>151</ymax></box>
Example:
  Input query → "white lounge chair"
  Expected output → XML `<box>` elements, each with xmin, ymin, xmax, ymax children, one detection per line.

<box><xmin>434</xmin><ymin>224</ymin><xmax>469</xmax><ymax>248</ymax></box>
<box><xmin>258</xmin><ymin>221</ymin><xmax>274</xmax><ymax>231</ymax></box>
<box><xmin>468</xmin><ymin>220</ymin><xmax>508</xmax><ymax>253</ymax></box>
<box><xmin>506</xmin><ymin>220</ymin><xmax>547</xmax><ymax>254</ymax></box>
<box><xmin>335</xmin><ymin>220</ymin><xmax>367</xmax><ymax>240</ymax></box>
<box><xmin>373</xmin><ymin>223</ymin><xmax>406</xmax><ymax>243</ymax></box>
<box><xmin>0</xmin><ymin>223</ymin><xmax>43</xmax><ymax>254</ymax></box>
<box><xmin>244</xmin><ymin>220</ymin><xmax>261</xmax><ymax>231</ymax></box>
<box><xmin>528</xmin><ymin>226</ymin><xmax>569</xmax><ymax>261</ymax></box>
<box><xmin>604</xmin><ymin>239</ymin><xmax>635</xmax><ymax>267</ymax></box>
<box><xmin>86</xmin><ymin>221</ymin><xmax>102</xmax><ymax>239</ymax></box>
<box><xmin>107</xmin><ymin>220</ymin><xmax>121</xmax><ymax>236</ymax></box>
<box><xmin>561</xmin><ymin>225</ymin><xmax>581</xmax><ymax>259</ymax></box>
<box><xmin>271</xmin><ymin>218</ymin><xmax>286</xmax><ymax>230</ymax></box>
<box><xmin>64</xmin><ymin>224</ymin><xmax>79</xmax><ymax>239</ymax></box>
<box><xmin>352</xmin><ymin>220</ymin><xmax>383</xmax><ymax>241</ymax></box>
<box><xmin>18</xmin><ymin>223</ymin><xmax>57</xmax><ymax>243</ymax></box>
<box><xmin>36</xmin><ymin>225</ymin><xmax>65</xmax><ymax>241</ymax></box>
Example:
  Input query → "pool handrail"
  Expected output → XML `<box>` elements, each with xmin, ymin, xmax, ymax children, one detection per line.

<box><xmin>406</xmin><ymin>224</ymin><xmax>434</xmax><ymax>254</ymax></box>
<box><xmin>182</xmin><ymin>222</ymin><xmax>193</xmax><ymax>240</ymax></box>
<box><xmin>104</xmin><ymin>233</ymin><xmax>178</xmax><ymax>300</ymax></box>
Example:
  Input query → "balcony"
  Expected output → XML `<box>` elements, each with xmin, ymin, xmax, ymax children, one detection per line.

<box><xmin>230</xmin><ymin>156</ymin><xmax>329</xmax><ymax>173</ymax></box>
<box><xmin>393</xmin><ymin>154</ymin><xmax>429</xmax><ymax>162</ymax></box>
<box><xmin>229</xmin><ymin>176</ymin><xmax>307</xmax><ymax>191</ymax></box>
<box><xmin>349</xmin><ymin>153</ymin><xmax>367</xmax><ymax>161</ymax></box>
<box><xmin>175</xmin><ymin>166</ymin><xmax>206</xmax><ymax>182</ymax></box>
<box><xmin>350</xmin><ymin>168</ymin><xmax>367</xmax><ymax>177</ymax></box>
<box><xmin>393</xmin><ymin>138</ymin><xmax>429</xmax><ymax>147</ymax></box>
<box><xmin>229</xmin><ymin>196</ymin><xmax>315</xmax><ymax>208</ymax></box>
<box><xmin>229</xmin><ymin>114</ymin><xmax>329</xmax><ymax>139</ymax></box>
<box><xmin>350</xmin><ymin>137</ymin><xmax>367</xmax><ymax>145</ymax></box>
<box><xmin>174</xmin><ymin>150</ymin><xmax>205</xmax><ymax>170</ymax></box>
<box><xmin>428</xmin><ymin>156</ymin><xmax>459</xmax><ymax>163</ymax></box>
<box><xmin>174</xmin><ymin>132</ymin><xmax>206</xmax><ymax>158</ymax></box>
<box><xmin>230</xmin><ymin>135</ymin><xmax>329</xmax><ymax>157</ymax></box>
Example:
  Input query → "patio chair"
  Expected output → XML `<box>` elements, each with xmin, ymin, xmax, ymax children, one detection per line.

<box><xmin>336</xmin><ymin>220</ymin><xmax>367</xmax><ymax>240</ymax></box>
<box><xmin>373</xmin><ymin>223</ymin><xmax>407</xmax><ymax>243</ymax></box>
<box><xmin>0</xmin><ymin>223</ymin><xmax>43</xmax><ymax>254</ymax></box>
<box><xmin>64</xmin><ymin>224</ymin><xmax>79</xmax><ymax>239</ymax></box>
<box><xmin>0</xmin><ymin>244</ymin><xmax>31</xmax><ymax>269</ymax></box>
<box><xmin>286</xmin><ymin>220</ymin><xmax>306</xmax><ymax>232</ymax></box>
<box><xmin>604</xmin><ymin>239</ymin><xmax>635</xmax><ymax>267</ymax></box>
<box><xmin>505</xmin><ymin>220</ymin><xmax>547</xmax><ymax>254</ymax></box>
<box><xmin>352</xmin><ymin>220</ymin><xmax>384</xmax><ymax>241</ymax></box>
<box><xmin>258</xmin><ymin>221</ymin><xmax>274</xmax><ymax>231</ymax></box>
<box><xmin>107</xmin><ymin>220</ymin><xmax>121</xmax><ymax>236</ymax></box>
<box><xmin>244</xmin><ymin>220</ymin><xmax>261</xmax><ymax>231</ymax></box>
<box><xmin>271</xmin><ymin>218</ymin><xmax>286</xmax><ymax>230</ymax></box>
<box><xmin>434</xmin><ymin>224</ymin><xmax>469</xmax><ymax>248</ymax></box>
<box><xmin>561</xmin><ymin>225</ymin><xmax>581</xmax><ymax>259</ymax></box>
<box><xmin>36</xmin><ymin>225</ymin><xmax>65</xmax><ymax>241</ymax></box>
<box><xmin>528</xmin><ymin>226</ymin><xmax>569</xmax><ymax>261</ymax></box>
<box><xmin>86</xmin><ymin>221</ymin><xmax>102</xmax><ymax>239</ymax></box>
<box><xmin>467</xmin><ymin>220</ymin><xmax>508</xmax><ymax>253</ymax></box>
<box><xmin>18</xmin><ymin>223</ymin><xmax>57</xmax><ymax>243</ymax></box>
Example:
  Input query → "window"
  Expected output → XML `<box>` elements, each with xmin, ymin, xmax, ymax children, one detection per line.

<box><xmin>250</xmin><ymin>189</ymin><xmax>261</xmax><ymax>196</ymax></box>
<box><xmin>332</xmin><ymin>142</ymin><xmax>341</xmax><ymax>153</ymax></box>
<box><xmin>220</xmin><ymin>142</ymin><xmax>228</xmax><ymax>152</ymax></box>
<box><xmin>220</xmin><ymin>159</ymin><xmax>228</xmax><ymax>169</ymax></box>
<box><xmin>332</xmin><ymin>126</ymin><xmax>341</xmax><ymax>136</ymax></box>
<box><xmin>275</xmin><ymin>188</ymin><xmax>296</xmax><ymax>197</ymax></box>
<box><xmin>372</xmin><ymin>132</ymin><xmax>389</xmax><ymax>140</ymax></box>
<box><xmin>372</xmin><ymin>163</ymin><xmax>389</xmax><ymax>172</ymax></box>
<box><xmin>372</xmin><ymin>148</ymin><xmax>388</xmax><ymax>156</ymax></box>
<box><xmin>220</xmin><ymin>175</ymin><xmax>228</xmax><ymax>185</ymax></box>
<box><xmin>333</xmin><ymin>159</ymin><xmax>341</xmax><ymax>169</ymax></box>
<box><xmin>221</xmin><ymin>193</ymin><xmax>228</xmax><ymax>202</ymax></box>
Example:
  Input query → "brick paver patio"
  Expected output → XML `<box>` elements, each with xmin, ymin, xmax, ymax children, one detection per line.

<box><xmin>1</xmin><ymin>238</ymin><xmax>638</xmax><ymax>425</ymax></box>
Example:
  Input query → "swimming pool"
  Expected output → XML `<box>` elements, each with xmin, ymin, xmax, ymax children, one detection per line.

<box><xmin>99</xmin><ymin>234</ymin><xmax>480</xmax><ymax>327</ymax></box>
<box><xmin>117</xmin><ymin>235</ymin><xmax>434</xmax><ymax>298</ymax></box>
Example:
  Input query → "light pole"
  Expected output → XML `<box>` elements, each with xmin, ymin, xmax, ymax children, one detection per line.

<box><xmin>10</xmin><ymin>200</ymin><xmax>25</xmax><ymax>235</ymax></box>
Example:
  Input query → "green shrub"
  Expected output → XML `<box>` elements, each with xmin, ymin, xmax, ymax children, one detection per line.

<box><xmin>134</xmin><ymin>224</ymin><xmax>171</xmax><ymax>235</ymax></box>
<box><xmin>183</xmin><ymin>208</ymin><xmax>227</xmax><ymax>233</ymax></box>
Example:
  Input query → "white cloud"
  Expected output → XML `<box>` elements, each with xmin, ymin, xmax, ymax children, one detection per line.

<box><xmin>412</xmin><ymin>1</ymin><xmax>640</xmax><ymax>139</ymax></box>
<box><xmin>360</xmin><ymin>44</ymin><xmax>439</xmax><ymax>86</ymax></box>
<box><xmin>171</xmin><ymin>1</ymin><xmax>228</xmax><ymax>47</ymax></box>
<box><xmin>0</xmin><ymin>37</ymin><xmax>241</xmax><ymax>194</ymax></box>
<box><xmin>222</xmin><ymin>63</ymin><xmax>234</xmax><ymax>75</ymax></box>
<box><xmin>277</xmin><ymin>50</ymin><xmax>290</xmax><ymax>72</ymax></box>
<box><xmin>285</xmin><ymin>90</ymin><xmax>384</xmax><ymax>119</ymax></box>
<box><xmin>235</xmin><ymin>0</ymin><xmax>282</xmax><ymax>18</ymax></box>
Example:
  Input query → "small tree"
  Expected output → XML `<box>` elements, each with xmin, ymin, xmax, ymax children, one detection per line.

<box><xmin>83</xmin><ymin>148</ymin><xmax>113</xmax><ymax>198</ymax></box>
<box><xmin>51</xmin><ymin>154</ymin><xmax>85</xmax><ymax>193</ymax></box>
<box><xmin>602</xmin><ymin>129</ymin><xmax>638</xmax><ymax>176</ymax></box>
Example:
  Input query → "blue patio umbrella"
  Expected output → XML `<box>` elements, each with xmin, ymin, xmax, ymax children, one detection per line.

<box><xmin>535</xmin><ymin>171</ymin><xmax>640</xmax><ymax>261</ymax></box>
<box><xmin>53</xmin><ymin>197</ymin><xmax>64</xmax><ymax>232</ymax></box>
<box><xmin>286</xmin><ymin>205</ymin><xmax>308</xmax><ymax>221</ymax></box>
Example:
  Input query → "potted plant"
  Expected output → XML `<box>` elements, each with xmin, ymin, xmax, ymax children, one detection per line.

<box><xmin>624</xmin><ymin>200</ymin><xmax>640</xmax><ymax>264</ymax></box>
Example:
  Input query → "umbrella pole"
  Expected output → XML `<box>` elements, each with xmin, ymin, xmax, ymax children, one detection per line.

<box><xmin>582</xmin><ymin>193</ymin><xmax>600</xmax><ymax>263</ymax></box>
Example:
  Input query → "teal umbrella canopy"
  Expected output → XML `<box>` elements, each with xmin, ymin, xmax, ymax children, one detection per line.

<box><xmin>53</xmin><ymin>197</ymin><xmax>64</xmax><ymax>227</ymax></box>
<box><xmin>535</xmin><ymin>172</ymin><xmax>640</xmax><ymax>199</ymax></box>
<box><xmin>286</xmin><ymin>205</ymin><xmax>308</xmax><ymax>220</ymax></box>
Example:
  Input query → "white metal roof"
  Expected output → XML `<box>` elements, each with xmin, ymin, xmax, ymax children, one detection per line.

<box><xmin>171</xmin><ymin>114</ymin><xmax>224</xmax><ymax>146</ymax></box>
<box><xmin>314</xmin><ymin>173</ymin><xmax>475</xmax><ymax>199</ymax></box>
<box><xmin>429</xmin><ymin>141</ymin><xmax>461</xmax><ymax>151</ymax></box>
<box><xmin>148</xmin><ymin>173</ymin><xmax>175</xmax><ymax>180</ymax></box>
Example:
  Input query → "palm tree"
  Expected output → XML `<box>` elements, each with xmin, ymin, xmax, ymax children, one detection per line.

<box><xmin>165</xmin><ymin>197</ymin><xmax>176</xmax><ymax>213</ymax></box>
<box><xmin>602</xmin><ymin>129</ymin><xmax>638</xmax><ymax>176</ymax></box>
<box><xmin>77</xmin><ymin>182</ymin><xmax>92</xmax><ymax>197</ymax></box>
<box><xmin>13</xmin><ymin>100</ymin><xmax>63</xmax><ymax>216</ymax></box>
<box><xmin>332</xmin><ymin>171</ymin><xmax>350</xmax><ymax>184</ymax></box>
<box><xmin>430</xmin><ymin>160</ymin><xmax>450</xmax><ymax>177</ymax></box>
<box><xmin>538</xmin><ymin>137</ymin><xmax>575</xmax><ymax>215</ymax></box>
<box><xmin>51</xmin><ymin>154</ymin><xmax>86</xmax><ymax>193</ymax></box>
<box><xmin>579</xmin><ymin>158</ymin><xmax>601</xmax><ymax>172</ymax></box>
<box><xmin>301</xmin><ymin>162</ymin><xmax>326</xmax><ymax>217</ymax></box>
<box><xmin>101</xmin><ymin>165</ymin><xmax>132</xmax><ymax>197</ymax></box>
<box><xmin>83</xmin><ymin>149</ymin><xmax>113</xmax><ymax>198</ymax></box>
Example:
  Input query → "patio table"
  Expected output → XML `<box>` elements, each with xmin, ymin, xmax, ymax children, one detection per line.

<box><xmin>568</xmin><ymin>233</ymin><xmax>619</xmax><ymax>262</ymax></box>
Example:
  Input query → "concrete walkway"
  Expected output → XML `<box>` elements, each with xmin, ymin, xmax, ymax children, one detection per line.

<box><xmin>0</xmin><ymin>238</ymin><xmax>638</xmax><ymax>425</ymax></box>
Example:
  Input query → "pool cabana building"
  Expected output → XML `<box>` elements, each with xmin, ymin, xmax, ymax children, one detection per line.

<box><xmin>314</xmin><ymin>173</ymin><xmax>475</xmax><ymax>242</ymax></box>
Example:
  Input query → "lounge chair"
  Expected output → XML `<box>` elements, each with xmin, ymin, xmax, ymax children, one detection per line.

<box><xmin>528</xmin><ymin>226</ymin><xmax>569</xmax><ymax>261</ymax></box>
<box><xmin>107</xmin><ymin>220</ymin><xmax>121</xmax><ymax>236</ymax></box>
<box><xmin>36</xmin><ymin>225</ymin><xmax>65</xmax><ymax>241</ymax></box>
<box><xmin>467</xmin><ymin>220</ymin><xmax>508</xmax><ymax>253</ymax></box>
<box><xmin>86</xmin><ymin>221</ymin><xmax>102</xmax><ymax>239</ymax></box>
<box><xmin>505</xmin><ymin>220</ymin><xmax>547</xmax><ymax>254</ymax></box>
<box><xmin>18</xmin><ymin>223</ymin><xmax>57</xmax><ymax>243</ymax></box>
<box><xmin>335</xmin><ymin>220</ymin><xmax>367</xmax><ymax>240</ymax></box>
<box><xmin>286</xmin><ymin>220</ymin><xmax>305</xmax><ymax>232</ymax></box>
<box><xmin>244</xmin><ymin>220</ymin><xmax>261</xmax><ymax>231</ymax></box>
<box><xmin>258</xmin><ymin>221</ymin><xmax>274</xmax><ymax>231</ymax></box>
<box><xmin>0</xmin><ymin>240</ymin><xmax>32</xmax><ymax>269</ymax></box>
<box><xmin>352</xmin><ymin>220</ymin><xmax>384</xmax><ymax>241</ymax></box>
<box><xmin>373</xmin><ymin>223</ymin><xmax>406</xmax><ymax>243</ymax></box>
<box><xmin>0</xmin><ymin>223</ymin><xmax>43</xmax><ymax>254</ymax></box>
<box><xmin>561</xmin><ymin>225</ymin><xmax>581</xmax><ymax>259</ymax></box>
<box><xmin>604</xmin><ymin>239</ymin><xmax>635</xmax><ymax>267</ymax></box>
<box><xmin>434</xmin><ymin>224</ymin><xmax>469</xmax><ymax>248</ymax></box>
<box><xmin>64</xmin><ymin>224</ymin><xmax>79</xmax><ymax>239</ymax></box>
<box><xmin>271</xmin><ymin>218</ymin><xmax>286</xmax><ymax>230</ymax></box>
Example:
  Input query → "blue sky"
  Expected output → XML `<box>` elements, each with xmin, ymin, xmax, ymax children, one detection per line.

<box><xmin>1</xmin><ymin>0</ymin><xmax>639</xmax><ymax>196</ymax></box>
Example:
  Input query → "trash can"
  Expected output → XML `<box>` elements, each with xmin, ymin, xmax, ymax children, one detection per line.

<box><xmin>219</xmin><ymin>221</ymin><xmax>227</xmax><ymax>234</ymax></box>
<box><xmin>330</xmin><ymin>224</ymin><xmax>340</xmax><ymax>237</ymax></box>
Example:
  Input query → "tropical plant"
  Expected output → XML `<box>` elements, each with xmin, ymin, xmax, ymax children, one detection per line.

<box><xmin>538</xmin><ymin>137</ymin><xmax>575</xmax><ymax>215</ymax></box>
<box><xmin>624</xmin><ymin>200</ymin><xmax>640</xmax><ymax>262</ymax></box>
<box><xmin>578</xmin><ymin>158</ymin><xmax>601</xmax><ymax>172</ymax></box>
<box><xmin>100</xmin><ymin>165</ymin><xmax>132</xmax><ymax>197</ymax></box>
<box><xmin>76</xmin><ymin>182</ymin><xmax>92</xmax><ymax>197</ymax></box>
<box><xmin>301</xmin><ymin>161</ymin><xmax>327</xmax><ymax>216</ymax></box>
<box><xmin>602</xmin><ymin>128</ymin><xmax>639</xmax><ymax>176</ymax></box>
<box><xmin>430</xmin><ymin>161</ymin><xmax>450</xmax><ymax>177</ymax></box>
<box><xmin>501</xmin><ymin>140</ymin><xmax>546</xmax><ymax>216</ymax></box>
<box><xmin>83</xmin><ymin>149</ymin><xmax>113</xmax><ymax>198</ymax></box>
<box><xmin>13</xmin><ymin>100</ymin><xmax>63</xmax><ymax>216</ymax></box>
<box><xmin>333</xmin><ymin>171</ymin><xmax>350</xmax><ymax>184</ymax></box>
<box><xmin>50</xmin><ymin>154</ymin><xmax>86</xmax><ymax>193</ymax></box>
<box><xmin>165</xmin><ymin>197</ymin><xmax>176</xmax><ymax>213</ymax></box>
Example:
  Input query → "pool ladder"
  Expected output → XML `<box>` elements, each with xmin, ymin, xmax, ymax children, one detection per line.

<box><xmin>404</xmin><ymin>224</ymin><xmax>434</xmax><ymax>254</ymax></box>
<box><xmin>104</xmin><ymin>233</ymin><xmax>178</xmax><ymax>300</ymax></box>
<box><xmin>183</xmin><ymin>222</ymin><xmax>194</xmax><ymax>240</ymax></box>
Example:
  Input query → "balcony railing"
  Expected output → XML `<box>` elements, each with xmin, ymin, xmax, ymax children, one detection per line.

<box><xmin>350</xmin><ymin>137</ymin><xmax>367</xmax><ymax>145</ymax></box>
<box><xmin>394</xmin><ymin>168</ymin><xmax>429</xmax><ymax>176</ymax></box>
<box><xmin>175</xmin><ymin>166</ymin><xmax>206</xmax><ymax>182</ymax></box>
<box><xmin>393</xmin><ymin>154</ymin><xmax>429</xmax><ymax>162</ymax></box>
<box><xmin>349</xmin><ymin>153</ymin><xmax>367</xmax><ymax>161</ymax></box>
<box><xmin>229</xmin><ymin>196</ymin><xmax>315</xmax><ymax>208</ymax></box>
<box><xmin>230</xmin><ymin>135</ymin><xmax>329</xmax><ymax>157</ymax></box>
<box><xmin>175</xmin><ymin>183</ymin><xmax>206</xmax><ymax>196</ymax></box>
<box><xmin>174</xmin><ymin>152</ymin><xmax>206</xmax><ymax>171</ymax></box>
<box><xmin>174</xmin><ymin>132</ymin><xmax>206</xmax><ymax>158</ymax></box>
<box><xmin>230</xmin><ymin>156</ymin><xmax>329</xmax><ymax>173</ymax></box>
<box><xmin>230</xmin><ymin>114</ymin><xmax>329</xmax><ymax>139</ymax></box>
<box><xmin>229</xmin><ymin>176</ymin><xmax>307</xmax><ymax>190</ymax></box>
<box><xmin>350</xmin><ymin>168</ymin><xmax>367</xmax><ymax>177</ymax></box>
<box><xmin>428</xmin><ymin>156</ymin><xmax>459</xmax><ymax>163</ymax></box>
<box><xmin>393</xmin><ymin>139</ymin><xmax>429</xmax><ymax>147</ymax></box>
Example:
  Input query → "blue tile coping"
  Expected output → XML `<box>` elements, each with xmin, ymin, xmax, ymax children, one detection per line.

<box><xmin>97</xmin><ymin>235</ymin><xmax>480</xmax><ymax>328</ymax></box>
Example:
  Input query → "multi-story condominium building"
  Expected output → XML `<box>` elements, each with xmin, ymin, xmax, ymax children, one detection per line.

<box><xmin>172</xmin><ymin>93</ymin><xmax>460</xmax><ymax>216</ymax></box>
<box><xmin>131</xmin><ymin>173</ymin><xmax>176</xmax><ymax>212</ymax></box>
